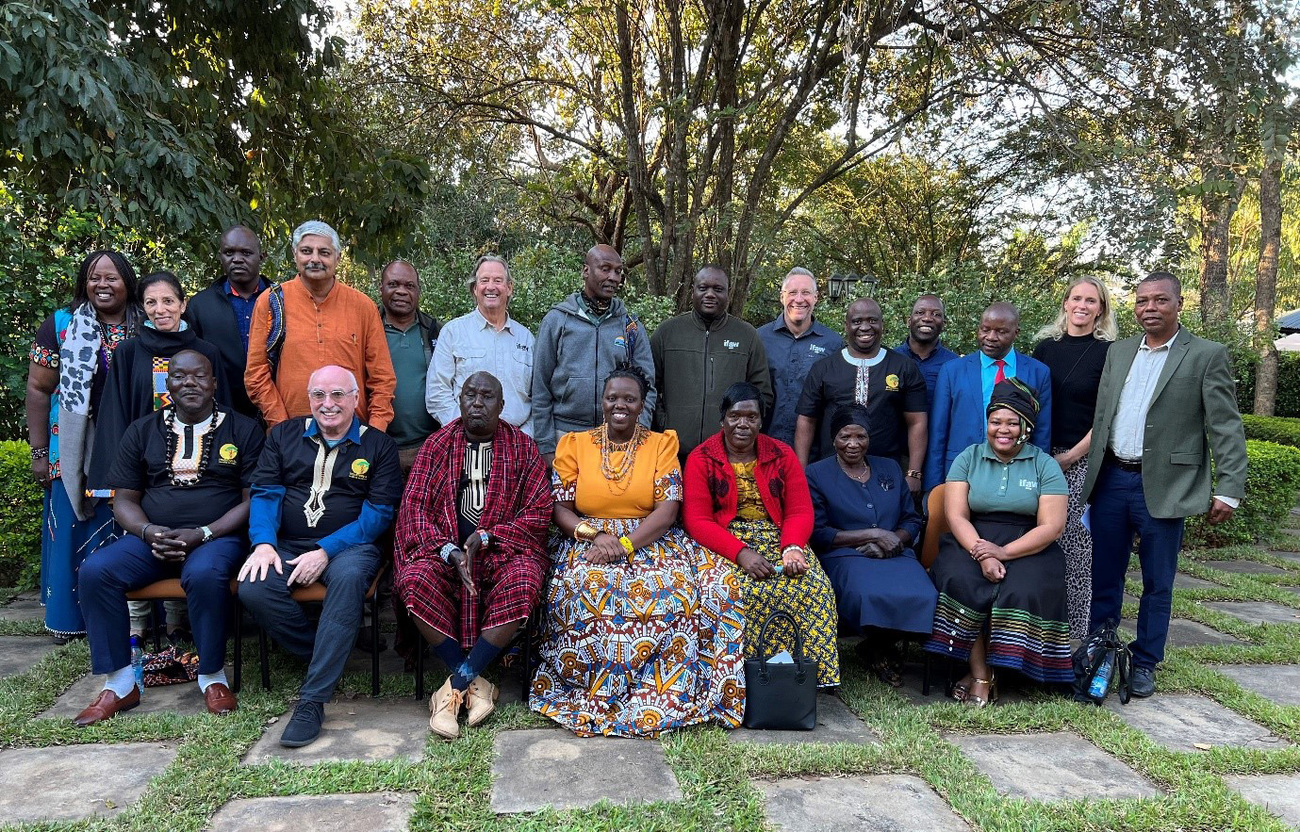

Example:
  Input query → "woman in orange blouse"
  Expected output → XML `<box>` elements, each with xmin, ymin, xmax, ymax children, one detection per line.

<box><xmin>530</xmin><ymin>365</ymin><xmax>745</xmax><ymax>737</ymax></box>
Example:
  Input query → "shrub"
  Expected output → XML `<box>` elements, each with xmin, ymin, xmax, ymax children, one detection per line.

<box><xmin>1231</xmin><ymin>351</ymin><xmax>1300</xmax><ymax>417</ymax></box>
<box><xmin>0</xmin><ymin>440</ymin><xmax>42</xmax><ymax>589</ymax></box>
<box><xmin>1185</xmin><ymin>440</ymin><xmax>1300</xmax><ymax>548</ymax></box>
<box><xmin>1242</xmin><ymin>414</ymin><xmax>1300</xmax><ymax>448</ymax></box>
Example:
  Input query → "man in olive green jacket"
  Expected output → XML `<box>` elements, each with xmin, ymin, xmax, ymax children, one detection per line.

<box><xmin>1083</xmin><ymin>272</ymin><xmax>1246</xmax><ymax>697</ymax></box>
<box><xmin>650</xmin><ymin>266</ymin><xmax>773</xmax><ymax>459</ymax></box>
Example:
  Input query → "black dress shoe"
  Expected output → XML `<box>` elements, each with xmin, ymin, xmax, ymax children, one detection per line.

<box><xmin>280</xmin><ymin>700</ymin><xmax>325</xmax><ymax>747</ymax></box>
<box><xmin>1130</xmin><ymin>666</ymin><xmax>1156</xmax><ymax>698</ymax></box>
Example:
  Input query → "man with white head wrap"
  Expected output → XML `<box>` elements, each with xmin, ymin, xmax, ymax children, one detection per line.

<box><xmin>245</xmin><ymin>220</ymin><xmax>396</xmax><ymax>430</ymax></box>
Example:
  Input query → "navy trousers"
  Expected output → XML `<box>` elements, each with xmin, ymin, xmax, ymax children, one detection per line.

<box><xmin>79</xmin><ymin>534</ymin><xmax>244</xmax><ymax>675</ymax></box>
<box><xmin>237</xmin><ymin>543</ymin><xmax>380</xmax><ymax>703</ymax></box>
<box><xmin>1088</xmin><ymin>463</ymin><xmax>1186</xmax><ymax>670</ymax></box>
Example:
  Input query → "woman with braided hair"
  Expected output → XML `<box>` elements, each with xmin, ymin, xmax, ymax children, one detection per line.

<box><xmin>531</xmin><ymin>363</ymin><xmax>745</xmax><ymax>737</ymax></box>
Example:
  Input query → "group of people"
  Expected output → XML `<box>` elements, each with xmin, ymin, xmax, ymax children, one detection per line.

<box><xmin>26</xmin><ymin>218</ymin><xmax>1247</xmax><ymax>747</ymax></box>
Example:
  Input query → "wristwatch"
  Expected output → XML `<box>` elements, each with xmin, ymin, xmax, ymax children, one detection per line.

<box><xmin>906</xmin><ymin>469</ymin><xmax>922</xmax><ymax>479</ymax></box>
<box><xmin>199</xmin><ymin>526</ymin><xmax>214</xmax><ymax>543</ymax></box>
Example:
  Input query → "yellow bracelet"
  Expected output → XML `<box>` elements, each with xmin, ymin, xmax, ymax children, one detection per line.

<box><xmin>618</xmin><ymin>535</ymin><xmax>635</xmax><ymax>555</ymax></box>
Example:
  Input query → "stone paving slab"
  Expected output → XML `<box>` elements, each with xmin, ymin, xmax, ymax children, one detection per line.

<box><xmin>1127</xmin><ymin>570</ymin><xmax>1219</xmax><ymax>589</ymax></box>
<box><xmin>1105</xmin><ymin>694</ymin><xmax>1290</xmax><ymax>752</ymax></box>
<box><xmin>0</xmin><ymin>592</ymin><xmax>43</xmax><ymax>622</ymax></box>
<box><xmin>1225</xmin><ymin>774</ymin><xmax>1300</xmax><ymax>829</ymax></box>
<box><xmin>731</xmin><ymin>693</ymin><xmax>879</xmax><ymax>745</ymax></box>
<box><xmin>0</xmin><ymin>636</ymin><xmax>56</xmax><ymax>678</ymax></box>
<box><xmin>1210</xmin><ymin>664</ymin><xmax>1300</xmax><ymax>707</ymax></box>
<box><xmin>1203</xmin><ymin>560</ymin><xmax>1290</xmax><ymax>576</ymax></box>
<box><xmin>761</xmin><ymin>774</ymin><xmax>972</xmax><ymax>831</ymax></box>
<box><xmin>0</xmin><ymin>741</ymin><xmax>177</xmax><ymax>824</ymax></box>
<box><xmin>41</xmin><ymin>665</ymin><xmax>233</xmax><ymax>720</ymax></box>
<box><xmin>491</xmin><ymin>728</ymin><xmax>681</xmax><ymax>813</ymax></box>
<box><xmin>1269</xmin><ymin>551</ymin><xmax>1300</xmax><ymax>564</ymax></box>
<box><xmin>244</xmin><ymin>697</ymin><xmax>428</xmax><ymax>765</ymax></box>
<box><xmin>1120</xmin><ymin>617</ymin><xmax>1242</xmax><ymax>647</ymax></box>
<box><xmin>946</xmin><ymin>731</ymin><xmax>1160</xmax><ymax>801</ymax></box>
<box><xmin>1203</xmin><ymin>601</ymin><xmax>1300</xmax><ymax>626</ymax></box>
<box><xmin>208</xmin><ymin>792</ymin><xmax>416</xmax><ymax>832</ymax></box>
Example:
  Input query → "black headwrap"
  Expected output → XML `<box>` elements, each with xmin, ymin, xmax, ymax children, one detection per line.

<box><xmin>987</xmin><ymin>378</ymin><xmax>1040</xmax><ymax>443</ymax></box>
<box><xmin>829</xmin><ymin>403</ymin><xmax>872</xmax><ymax>440</ymax></box>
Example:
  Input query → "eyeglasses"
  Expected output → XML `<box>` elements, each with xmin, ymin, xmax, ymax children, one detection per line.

<box><xmin>307</xmin><ymin>388</ymin><xmax>357</xmax><ymax>403</ymax></box>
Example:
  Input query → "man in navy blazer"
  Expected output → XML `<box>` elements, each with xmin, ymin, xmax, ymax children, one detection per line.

<box><xmin>923</xmin><ymin>302</ymin><xmax>1053</xmax><ymax>489</ymax></box>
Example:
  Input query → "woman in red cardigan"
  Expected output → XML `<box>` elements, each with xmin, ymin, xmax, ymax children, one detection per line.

<box><xmin>684</xmin><ymin>382</ymin><xmax>840</xmax><ymax>688</ymax></box>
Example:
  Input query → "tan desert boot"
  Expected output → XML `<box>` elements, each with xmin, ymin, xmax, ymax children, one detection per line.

<box><xmin>429</xmin><ymin>678</ymin><xmax>463</xmax><ymax>740</ymax></box>
<box><xmin>466</xmin><ymin>676</ymin><xmax>499</xmax><ymax>727</ymax></box>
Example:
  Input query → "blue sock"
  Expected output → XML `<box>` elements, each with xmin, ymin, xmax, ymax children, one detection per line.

<box><xmin>452</xmin><ymin>638</ymin><xmax>505</xmax><ymax>690</ymax></box>
<box><xmin>431</xmin><ymin>638</ymin><xmax>465</xmax><ymax>681</ymax></box>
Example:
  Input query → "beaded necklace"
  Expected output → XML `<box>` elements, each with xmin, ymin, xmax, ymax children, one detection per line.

<box><xmin>598</xmin><ymin>423</ymin><xmax>647</xmax><ymax>495</ymax></box>
<box><xmin>164</xmin><ymin>407</ymin><xmax>221</xmax><ymax>487</ymax></box>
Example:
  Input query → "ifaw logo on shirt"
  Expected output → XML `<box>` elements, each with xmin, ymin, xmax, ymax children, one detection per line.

<box><xmin>1018</xmin><ymin>478</ymin><xmax>1038</xmax><ymax>490</ymax></box>
<box><xmin>810</xmin><ymin>344</ymin><xmax>826</xmax><ymax>355</ymax></box>
<box><xmin>723</xmin><ymin>339</ymin><xmax>739</xmax><ymax>350</ymax></box>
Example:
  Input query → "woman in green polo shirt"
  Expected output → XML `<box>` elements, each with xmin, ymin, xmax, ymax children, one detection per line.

<box><xmin>922</xmin><ymin>379</ymin><xmax>1070</xmax><ymax>707</ymax></box>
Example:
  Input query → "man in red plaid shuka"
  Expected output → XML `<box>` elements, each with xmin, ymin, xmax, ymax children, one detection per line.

<box><xmin>395</xmin><ymin>371</ymin><xmax>553</xmax><ymax>739</ymax></box>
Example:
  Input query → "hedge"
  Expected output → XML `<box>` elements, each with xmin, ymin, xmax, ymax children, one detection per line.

<box><xmin>1233</xmin><ymin>351</ymin><xmax>1300</xmax><ymax>418</ymax></box>
<box><xmin>1242</xmin><ymin>414</ymin><xmax>1300</xmax><ymax>449</ymax></box>
<box><xmin>1185</xmin><ymin>439</ymin><xmax>1300</xmax><ymax>549</ymax></box>
<box><xmin>0</xmin><ymin>440</ymin><xmax>41</xmax><ymax>589</ymax></box>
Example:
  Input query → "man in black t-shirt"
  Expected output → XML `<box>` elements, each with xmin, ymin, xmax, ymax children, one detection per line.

<box><xmin>793</xmin><ymin>298</ymin><xmax>928</xmax><ymax>495</ymax></box>
<box><xmin>238</xmin><ymin>364</ymin><xmax>402</xmax><ymax>749</ymax></box>
<box><xmin>74</xmin><ymin>350</ymin><xmax>263</xmax><ymax>726</ymax></box>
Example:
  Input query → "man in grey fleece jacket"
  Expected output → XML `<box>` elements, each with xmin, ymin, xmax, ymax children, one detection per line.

<box><xmin>531</xmin><ymin>244</ymin><xmax>657</xmax><ymax>460</ymax></box>
<box><xmin>650</xmin><ymin>265</ymin><xmax>773</xmax><ymax>459</ymax></box>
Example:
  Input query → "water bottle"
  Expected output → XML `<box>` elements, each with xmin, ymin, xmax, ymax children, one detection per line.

<box><xmin>1088</xmin><ymin>652</ymin><xmax>1114</xmax><ymax>699</ymax></box>
<box><xmin>130</xmin><ymin>635</ymin><xmax>145</xmax><ymax>692</ymax></box>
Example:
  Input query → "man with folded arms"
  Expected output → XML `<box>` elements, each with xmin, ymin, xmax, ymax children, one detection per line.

<box><xmin>74</xmin><ymin>350</ymin><xmax>263</xmax><ymax>725</ymax></box>
<box><xmin>238</xmin><ymin>364</ymin><xmax>402</xmax><ymax>748</ymax></box>
<box><xmin>395</xmin><ymin>372</ymin><xmax>552</xmax><ymax>739</ymax></box>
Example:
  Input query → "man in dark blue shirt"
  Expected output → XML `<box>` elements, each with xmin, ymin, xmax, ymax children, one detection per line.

<box><xmin>894</xmin><ymin>293</ymin><xmax>959</xmax><ymax>407</ymax></box>
<box><xmin>238</xmin><ymin>364</ymin><xmax>402</xmax><ymax>748</ymax></box>
<box><xmin>756</xmin><ymin>268</ymin><xmax>843</xmax><ymax>447</ymax></box>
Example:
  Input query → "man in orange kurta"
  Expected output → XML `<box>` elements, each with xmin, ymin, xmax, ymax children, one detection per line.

<box><xmin>245</xmin><ymin>221</ymin><xmax>396</xmax><ymax>430</ymax></box>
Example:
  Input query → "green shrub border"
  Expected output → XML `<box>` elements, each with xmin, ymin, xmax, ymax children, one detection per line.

<box><xmin>1242</xmin><ymin>413</ymin><xmax>1300</xmax><ymax>448</ymax></box>
<box><xmin>0</xmin><ymin>440</ymin><xmax>41</xmax><ymax>589</ymax></box>
<box><xmin>1185</xmin><ymin>439</ymin><xmax>1300</xmax><ymax>548</ymax></box>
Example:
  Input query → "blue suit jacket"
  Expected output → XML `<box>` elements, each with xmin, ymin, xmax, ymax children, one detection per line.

<box><xmin>923</xmin><ymin>350</ymin><xmax>1053</xmax><ymax>490</ymax></box>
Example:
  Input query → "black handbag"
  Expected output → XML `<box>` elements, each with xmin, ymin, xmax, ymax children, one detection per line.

<box><xmin>742</xmin><ymin>610</ymin><xmax>818</xmax><ymax>730</ymax></box>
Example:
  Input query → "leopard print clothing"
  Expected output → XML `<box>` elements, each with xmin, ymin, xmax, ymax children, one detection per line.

<box><xmin>1054</xmin><ymin>448</ymin><xmax>1093</xmax><ymax>642</ymax></box>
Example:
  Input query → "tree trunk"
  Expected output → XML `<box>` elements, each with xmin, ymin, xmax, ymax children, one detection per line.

<box><xmin>1253</xmin><ymin>156</ymin><xmax>1282</xmax><ymax>416</ymax></box>
<box><xmin>1198</xmin><ymin>171</ymin><xmax>1246</xmax><ymax>328</ymax></box>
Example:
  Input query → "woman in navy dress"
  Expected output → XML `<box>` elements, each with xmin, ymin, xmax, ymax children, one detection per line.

<box><xmin>806</xmin><ymin>404</ymin><xmax>937</xmax><ymax>686</ymax></box>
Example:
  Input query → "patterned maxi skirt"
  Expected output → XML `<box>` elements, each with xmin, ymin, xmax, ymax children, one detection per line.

<box><xmin>530</xmin><ymin>517</ymin><xmax>745</xmax><ymax>738</ymax></box>
<box><xmin>41</xmin><ymin>487</ymin><xmax>118</xmax><ymax>636</ymax></box>
<box><xmin>923</xmin><ymin>512</ymin><xmax>1072</xmax><ymax>684</ymax></box>
<box><xmin>727</xmin><ymin>519</ymin><xmax>840</xmax><ymax>688</ymax></box>
<box><xmin>1053</xmin><ymin>449</ymin><xmax>1093</xmax><ymax>642</ymax></box>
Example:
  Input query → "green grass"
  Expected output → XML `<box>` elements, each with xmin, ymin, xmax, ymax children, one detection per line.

<box><xmin>3</xmin><ymin>541</ymin><xmax>1300</xmax><ymax>830</ymax></box>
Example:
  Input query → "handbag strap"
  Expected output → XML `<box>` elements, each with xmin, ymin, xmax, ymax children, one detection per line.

<box><xmin>755</xmin><ymin>610</ymin><xmax>807</xmax><ymax>666</ymax></box>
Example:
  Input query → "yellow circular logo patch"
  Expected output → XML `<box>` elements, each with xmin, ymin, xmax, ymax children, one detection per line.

<box><xmin>885</xmin><ymin>373</ymin><xmax>900</xmax><ymax>391</ymax></box>
<box><xmin>218</xmin><ymin>444</ymin><xmax>238</xmax><ymax>461</ymax></box>
<box><xmin>351</xmin><ymin>459</ymin><xmax>371</xmax><ymax>477</ymax></box>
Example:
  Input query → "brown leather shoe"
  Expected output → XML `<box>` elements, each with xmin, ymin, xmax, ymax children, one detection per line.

<box><xmin>72</xmin><ymin>686</ymin><xmax>140</xmax><ymax>727</ymax></box>
<box><xmin>203</xmin><ymin>682</ymin><xmax>238</xmax><ymax>716</ymax></box>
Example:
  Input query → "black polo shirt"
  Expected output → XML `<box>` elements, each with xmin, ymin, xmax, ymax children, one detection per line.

<box><xmin>107</xmin><ymin>406</ymin><xmax>263</xmax><ymax>529</ymax></box>
<box><xmin>249</xmin><ymin>416</ymin><xmax>402</xmax><ymax>557</ymax></box>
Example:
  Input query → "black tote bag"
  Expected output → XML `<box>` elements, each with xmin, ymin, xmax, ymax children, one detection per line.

<box><xmin>742</xmin><ymin>610</ymin><xmax>817</xmax><ymax>730</ymax></box>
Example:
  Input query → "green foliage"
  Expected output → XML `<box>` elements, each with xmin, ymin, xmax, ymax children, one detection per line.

<box><xmin>1231</xmin><ymin>349</ymin><xmax>1300</xmax><ymax>417</ymax></box>
<box><xmin>0</xmin><ymin>441</ymin><xmax>41</xmax><ymax>590</ymax></box>
<box><xmin>1185</xmin><ymin>440</ymin><xmax>1300</xmax><ymax>548</ymax></box>
<box><xmin>1241</xmin><ymin>414</ymin><xmax>1300</xmax><ymax>448</ymax></box>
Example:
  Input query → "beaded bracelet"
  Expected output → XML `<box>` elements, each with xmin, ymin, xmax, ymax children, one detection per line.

<box><xmin>30</xmin><ymin>446</ymin><xmax>49</xmax><ymax>460</ymax></box>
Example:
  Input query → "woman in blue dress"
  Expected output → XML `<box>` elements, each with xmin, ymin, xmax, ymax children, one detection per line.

<box><xmin>806</xmin><ymin>404</ymin><xmax>937</xmax><ymax>686</ymax></box>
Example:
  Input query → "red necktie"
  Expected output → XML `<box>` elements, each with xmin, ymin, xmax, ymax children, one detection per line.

<box><xmin>994</xmin><ymin>359</ymin><xmax>1006</xmax><ymax>384</ymax></box>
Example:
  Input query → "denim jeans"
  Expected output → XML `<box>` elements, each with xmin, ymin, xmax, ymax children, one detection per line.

<box><xmin>237</xmin><ymin>543</ymin><xmax>380</xmax><ymax>703</ymax></box>
<box><xmin>1088</xmin><ymin>463</ymin><xmax>1186</xmax><ymax>670</ymax></box>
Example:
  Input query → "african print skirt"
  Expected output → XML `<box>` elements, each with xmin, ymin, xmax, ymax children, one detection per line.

<box><xmin>728</xmin><ymin>519</ymin><xmax>841</xmax><ymax>688</ymax></box>
<box><xmin>923</xmin><ymin>512</ymin><xmax>1072</xmax><ymax>684</ymax></box>
<box><xmin>530</xmin><ymin>517</ymin><xmax>745</xmax><ymax>738</ymax></box>
<box><xmin>41</xmin><ymin>486</ymin><xmax>117</xmax><ymax>636</ymax></box>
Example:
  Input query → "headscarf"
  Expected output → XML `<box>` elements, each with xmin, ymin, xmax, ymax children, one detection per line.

<box><xmin>987</xmin><ymin>377</ymin><xmax>1040</xmax><ymax>444</ymax></box>
<box><xmin>829</xmin><ymin>403</ymin><xmax>872</xmax><ymax>441</ymax></box>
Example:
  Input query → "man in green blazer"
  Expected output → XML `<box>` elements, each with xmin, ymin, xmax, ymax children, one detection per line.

<box><xmin>1083</xmin><ymin>272</ymin><xmax>1247</xmax><ymax>697</ymax></box>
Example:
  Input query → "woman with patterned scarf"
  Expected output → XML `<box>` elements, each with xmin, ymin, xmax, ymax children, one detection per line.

<box><xmin>26</xmin><ymin>250</ymin><xmax>144</xmax><ymax>641</ymax></box>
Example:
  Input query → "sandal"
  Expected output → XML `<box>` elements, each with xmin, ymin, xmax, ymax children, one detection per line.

<box><xmin>870</xmin><ymin>657</ymin><xmax>904</xmax><ymax>688</ymax></box>
<box><xmin>949</xmin><ymin>675</ymin><xmax>974</xmax><ymax>703</ymax></box>
<box><xmin>963</xmin><ymin>675</ymin><xmax>997</xmax><ymax>708</ymax></box>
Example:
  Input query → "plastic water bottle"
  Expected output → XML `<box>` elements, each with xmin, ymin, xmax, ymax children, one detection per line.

<box><xmin>1088</xmin><ymin>653</ymin><xmax>1114</xmax><ymax>699</ymax></box>
<box><xmin>130</xmin><ymin>635</ymin><xmax>145</xmax><ymax>691</ymax></box>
